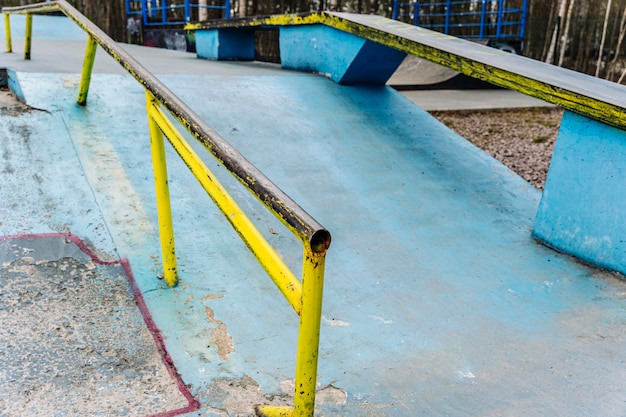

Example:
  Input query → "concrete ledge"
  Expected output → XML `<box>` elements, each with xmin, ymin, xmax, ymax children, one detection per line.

<box><xmin>194</xmin><ymin>24</ymin><xmax>406</xmax><ymax>84</ymax></box>
<box><xmin>196</xmin><ymin>29</ymin><xmax>255</xmax><ymax>60</ymax></box>
<box><xmin>279</xmin><ymin>25</ymin><xmax>405</xmax><ymax>84</ymax></box>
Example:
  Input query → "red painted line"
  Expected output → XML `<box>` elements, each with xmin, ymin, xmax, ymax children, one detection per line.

<box><xmin>0</xmin><ymin>232</ymin><xmax>201</xmax><ymax>416</ymax></box>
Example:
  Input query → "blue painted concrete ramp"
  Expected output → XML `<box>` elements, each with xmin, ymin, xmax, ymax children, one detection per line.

<box><xmin>1</xmin><ymin>14</ymin><xmax>626</xmax><ymax>416</ymax></box>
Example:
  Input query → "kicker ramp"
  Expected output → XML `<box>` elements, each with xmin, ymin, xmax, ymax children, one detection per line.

<box><xmin>189</xmin><ymin>12</ymin><xmax>626</xmax><ymax>277</ymax></box>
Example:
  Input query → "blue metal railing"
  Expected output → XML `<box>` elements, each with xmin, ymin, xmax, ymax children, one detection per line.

<box><xmin>392</xmin><ymin>0</ymin><xmax>528</xmax><ymax>43</ymax></box>
<box><xmin>126</xmin><ymin>0</ymin><xmax>230</xmax><ymax>28</ymax></box>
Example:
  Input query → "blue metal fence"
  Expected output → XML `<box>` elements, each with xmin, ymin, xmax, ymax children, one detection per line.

<box><xmin>392</xmin><ymin>0</ymin><xmax>527</xmax><ymax>43</ymax></box>
<box><xmin>126</xmin><ymin>0</ymin><xmax>230</xmax><ymax>27</ymax></box>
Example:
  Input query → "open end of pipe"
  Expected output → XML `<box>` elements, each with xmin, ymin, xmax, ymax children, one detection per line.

<box><xmin>310</xmin><ymin>229</ymin><xmax>331</xmax><ymax>254</ymax></box>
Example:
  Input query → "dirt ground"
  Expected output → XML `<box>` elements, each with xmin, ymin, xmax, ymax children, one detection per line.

<box><xmin>0</xmin><ymin>88</ymin><xmax>32</xmax><ymax>116</ymax></box>
<box><xmin>430</xmin><ymin>107</ymin><xmax>564</xmax><ymax>190</ymax></box>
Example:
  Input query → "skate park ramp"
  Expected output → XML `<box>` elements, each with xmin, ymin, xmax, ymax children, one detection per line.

<box><xmin>2</xmin><ymin>10</ymin><xmax>626</xmax><ymax>417</ymax></box>
<box><xmin>388</xmin><ymin>55</ymin><xmax>495</xmax><ymax>89</ymax></box>
<box><xmin>389</xmin><ymin>55</ymin><xmax>460</xmax><ymax>86</ymax></box>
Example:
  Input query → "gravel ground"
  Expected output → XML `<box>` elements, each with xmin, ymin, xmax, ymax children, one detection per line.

<box><xmin>430</xmin><ymin>107</ymin><xmax>564</xmax><ymax>190</ymax></box>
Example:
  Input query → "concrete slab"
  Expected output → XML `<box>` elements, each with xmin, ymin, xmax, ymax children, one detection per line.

<box><xmin>0</xmin><ymin>233</ymin><xmax>196</xmax><ymax>416</ymax></box>
<box><xmin>2</xmin><ymin>14</ymin><xmax>87</xmax><ymax>41</ymax></box>
<box><xmin>2</xmin><ymin>15</ymin><xmax>551</xmax><ymax>111</ymax></box>
<box><xmin>388</xmin><ymin>55</ymin><xmax>460</xmax><ymax>86</ymax></box>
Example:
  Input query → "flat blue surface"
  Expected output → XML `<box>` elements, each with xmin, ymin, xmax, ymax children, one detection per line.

<box><xmin>195</xmin><ymin>30</ymin><xmax>221</xmax><ymax>59</ymax></box>
<box><xmin>2</xmin><ymin>15</ymin><xmax>626</xmax><ymax>417</ymax></box>
<box><xmin>196</xmin><ymin>29</ymin><xmax>255</xmax><ymax>60</ymax></box>
<box><xmin>2</xmin><ymin>14</ymin><xmax>87</xmax><ymax>40</ymax></box>
<box><xmin>340</xmin><ymin>39</ymin><xmax>406</xmax><ymax>84</ymax></box>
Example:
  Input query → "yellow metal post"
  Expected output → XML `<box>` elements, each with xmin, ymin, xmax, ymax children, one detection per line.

<box><xmin>4</xmin><ymin>14</ymin><xmax>12</xmax><ymax>53</ymax></box>
<box><xmin>77</xmin><ymin>35</ymin><xmax>98</xmax><ymax>106</ymax></box>
<box><xmin>24</xmin><ymin>13</ymin><xmax>32</xmax><ymax>60</ymax></box>
<box><xmin>146</xmin><ymin>91</ymin><xmax>178</xmax><ymax>287</ymax></box>
<box><xmin>146</xmin><ymin>100</ymin><xmax>304</xmax><ymax>312</ymax></box>
<box><xmin>292</xmin><ymin>248</ymin><xmax>326</xmax><ymax>416</ymax></box>
<box><xmin>258</xmin><ymin>248</ymin><xmax>327</xmax><ymax>417</ymax></box>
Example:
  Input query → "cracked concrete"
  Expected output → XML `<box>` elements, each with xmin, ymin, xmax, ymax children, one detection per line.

<box><xmin>0</xmin><ymin>235</ymin><xmax>194</xmax><ymax>417</ymax></box>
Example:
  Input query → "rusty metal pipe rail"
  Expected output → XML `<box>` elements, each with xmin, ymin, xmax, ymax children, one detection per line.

<box><xmin>187</xmin><ymin>12</ymin><xmax>626</xmax><ymax>132</ymax></box>
<box><xmin>2</xmin><ymin>0</ymin><xmax>331</xmax><ymax>257</ymax></box>
<box><xmin>3</xmin><ymin>3</ymin><xmax>331</xmax><ymax>416</ymax></box>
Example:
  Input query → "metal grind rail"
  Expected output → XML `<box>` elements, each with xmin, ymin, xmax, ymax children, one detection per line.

<box><xmin>2</xmin><ymin>2</ymin><xmax>331</xmax><ymax>416</ymax></box>
<box><xmin>392</xmin><ymin>0</ymin><xmax>528</xmax><ymax>43</ymax></box>
<box><xmin>187</xmin><ymin>12</ymin><xmax>626</xmax><ymax>131</ymax></box>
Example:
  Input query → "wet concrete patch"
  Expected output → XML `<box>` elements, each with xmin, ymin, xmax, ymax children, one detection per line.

<box><xmin>0</xmin><ymin>234</ymin><xmax>198</xmax><ymax>416</ymax></box>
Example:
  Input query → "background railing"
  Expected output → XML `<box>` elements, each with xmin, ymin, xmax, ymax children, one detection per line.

<box><xmin>392</xmin><ymin>0</ymin><xmax>528</xmax><ymax>47</ymax></box>
<box><xmin>2</xmin><ymin>2</ymin><xmax>330</xmax><ymax>416</ymax></box>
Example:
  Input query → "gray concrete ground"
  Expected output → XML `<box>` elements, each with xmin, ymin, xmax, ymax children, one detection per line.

<box><xmin>1</xmin><ymin>31</ymin><xmax>550</xmax><ymax>111</ymax></box>
<box><xmin>389</xmin><ymin>55</ymin><xmax>554</xmax><ymax>110</ymax></box>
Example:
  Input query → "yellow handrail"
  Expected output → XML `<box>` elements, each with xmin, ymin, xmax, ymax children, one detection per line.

<box><xmin>4</xmin><ymin>13</ymin><xmax>11</xmax><ymax>53</ymax></box>
<box><xmin>146</xmin><ymin>91</ymin><xmax>179</xmax><ymax>287</ymax></box>
<box><xmin>145</xmin><ymin>92</ymin><xmax>304</xmax><ymax>313</ymax></box>
<box><xmin>3</xmin><ymin>3</ymin><xmax>331</xmax><ymax>416</ymax></box>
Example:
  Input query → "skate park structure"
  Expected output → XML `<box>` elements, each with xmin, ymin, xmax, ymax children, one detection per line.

<box><xmin>2</xmin><ymin>1</ymin><xmax>626</xmax><ymax>416</ymax></box>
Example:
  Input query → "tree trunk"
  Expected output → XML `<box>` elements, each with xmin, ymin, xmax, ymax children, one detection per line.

<box><xmin>540</xmin><ymin>2</ymin><xmax>558</xmax><ymax>61</ymax></box>
<box><xmin>618</xmin><ymin>65</ymin><xmax>626</xmax><ymax>83</ymax></box>
<box><xmin>546</xmin><ymin>0</ymin><xmax>568</xmax><ymax>64</ymax></box>
<box><xmin>596</xmin><ymin>0</ymin><xmax>613</xmax><ymax>77</ymax></box>
<box><xmin>558</xmin><ymin>0</ymin><xmax>576</xmax><ymax>67</ymax></box>
<box><xmin>606</xmin><ymin>5</ymin><xmax>626</xmax><ymax>80</ymax></box>
<box><xmin>199</xmin><ymin>0</ymin><xmax>208</xmax><ymax>21</ymax></box>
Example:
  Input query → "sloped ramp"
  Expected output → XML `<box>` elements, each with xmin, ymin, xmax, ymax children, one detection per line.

<box><xmin>389</xmin><ymin>55</ymin><xmax>498</xmax><ymax>90</ymax></box>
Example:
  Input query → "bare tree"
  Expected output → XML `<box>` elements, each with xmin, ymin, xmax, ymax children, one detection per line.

<box><xmin>606</xmin><ymin>4</ymin><xmax>626</xmax><ymax>79</ymax></box>
<box><xmin>596</xmin><ymin>0</ymin><xmax>613</xmax><ymax>76</ymax></box>
<box><xmin>558</xmin><ymin>0</ymin><xmax>576</xmax><ymax>66</ymax></box>
<box><xmin>618</xmin><ymin>63</ymin><xmax>626</xmax><ymax>82</ymax></box>
<box><xmin>546</xmin><ymin>0</ymin><xmax>568</xmax><ymax>64</ymax></box>
<box><xmin>199</xmin><ymin>0</ymin><xmax>208</xmax><ymax>20</ymax></box>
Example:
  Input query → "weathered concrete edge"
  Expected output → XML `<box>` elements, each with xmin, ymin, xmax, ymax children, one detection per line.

<box><xmin>0</xmin><ymin>232</ymin><xmax>201</xmax><ymax>416</ymax></box>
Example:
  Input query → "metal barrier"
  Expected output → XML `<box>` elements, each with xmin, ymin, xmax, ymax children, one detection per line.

<box><xmin>187</xmin><ymin>12</ymin><xmax>626</xmax><ymax>130</ymax></box>
<box><xmin>2</xmin><ymin>2</ymin><xmax>331</xmax><ymax>416</ymax></box>
<box><xmin>392</xmin><ymin>0</ymin><xmax>528</xmax><ymax>43</ymax></box>
<box><xmin>126</xmin><ymin>0</ymin><xmax>231</xmax><ymax>27</ymax></box>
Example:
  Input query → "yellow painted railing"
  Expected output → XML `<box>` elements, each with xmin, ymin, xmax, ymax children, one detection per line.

<box><xmin>2</xmin><ymin>2</ymin><xmax>331</xmax><ymax>416</ymax></box>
